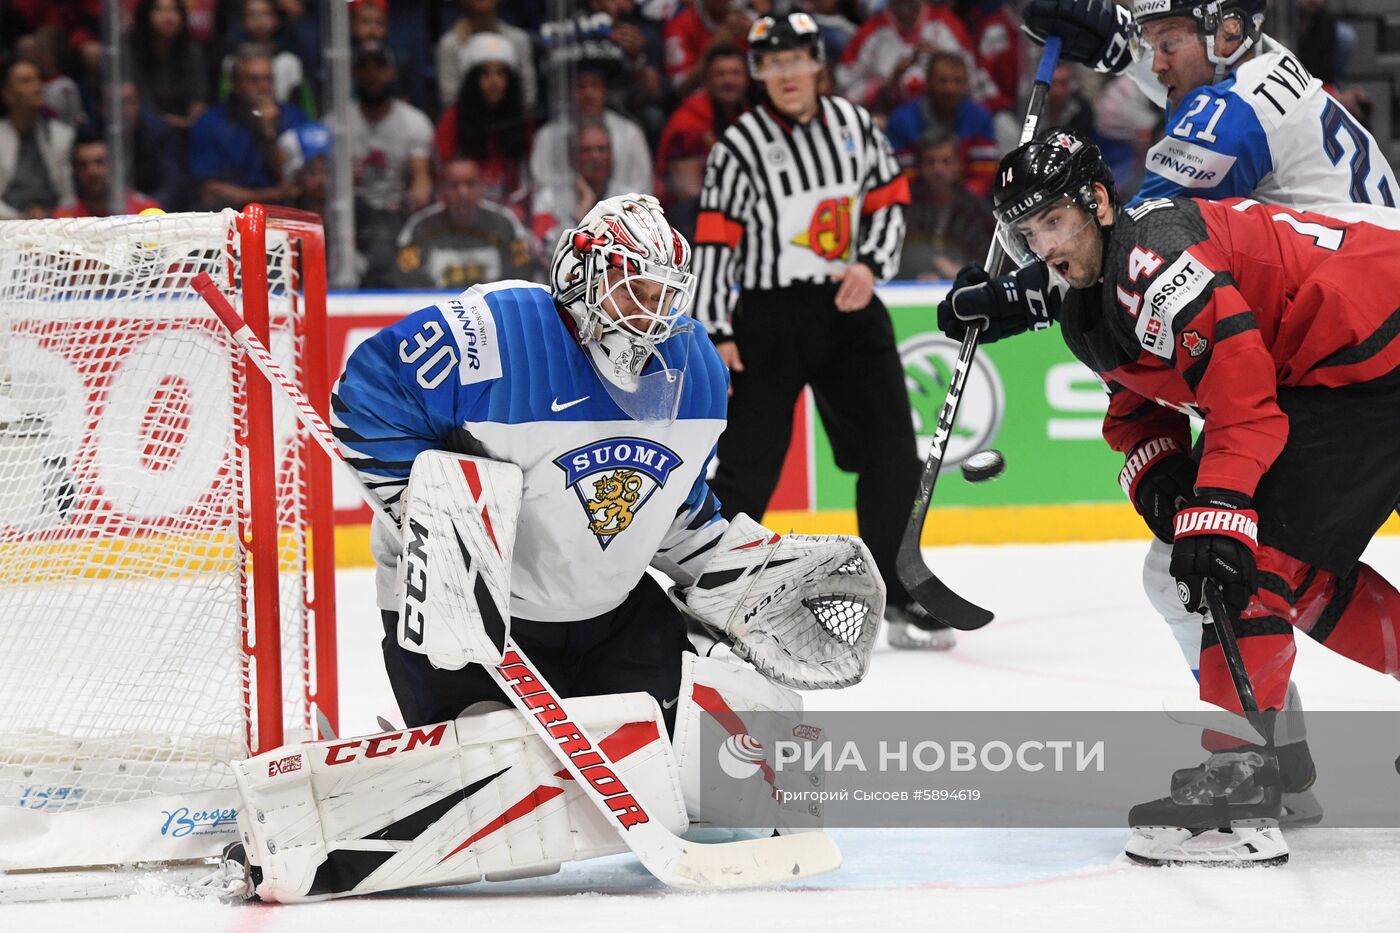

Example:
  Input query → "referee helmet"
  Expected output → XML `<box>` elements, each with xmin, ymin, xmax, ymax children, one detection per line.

<box><xmin>747</xmin><ymin>12</ymin><xmax>824</xmax><ymax>79</ymax></box>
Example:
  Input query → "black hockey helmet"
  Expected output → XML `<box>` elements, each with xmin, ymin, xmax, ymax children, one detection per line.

<box><xmin>1131</xmin><ymin>0</ymin><xmax>1266</xmax><ymax>72</ymax></box>
<box><xmin>747</xmin><ymin>12</ymin><xmax>824</xmax><ymax>79</ymax></box>
<box><xmin>992</xmin><ymin>129</ymin><xmax>1117</xmax><ymax>265</ymax></box>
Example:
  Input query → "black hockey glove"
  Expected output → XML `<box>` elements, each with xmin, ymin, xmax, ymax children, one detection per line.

<box><xmin>936</xmin><ymin>262</ymin><xmax>1057</xmax><ymax>344</ymax></box>
<box><xmin>1169</xmin><ymin>490</ymin><xmax>1258</xmax><ymax>615</ymax></box>
<box><xmin>1118</xmin><ymin>437</ymin><xmax>1197</xmax><ymax>544</ymax></box>
<box><xmin>1021</xmin><ymin>0</ymin><xmax>1134</xmax><ymax>74</ymax></box>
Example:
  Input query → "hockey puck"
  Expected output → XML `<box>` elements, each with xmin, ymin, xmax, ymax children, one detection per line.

<box><xmin>961</xmin><ymin>449</ymin><xmax>1006</xmax><ymax>483</ymax></box>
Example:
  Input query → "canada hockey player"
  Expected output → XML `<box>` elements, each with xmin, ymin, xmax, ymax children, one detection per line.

<box><xmin>938</xmin><ymin>130</ymin><xmax>1400</xmax><ymax>865</ymax></box>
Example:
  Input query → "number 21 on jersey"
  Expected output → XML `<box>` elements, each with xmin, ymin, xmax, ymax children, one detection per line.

<box><xmin>1172</xmin><ymin>94</ymin><xmax>1227</xmax><ymax>144</ymax></box>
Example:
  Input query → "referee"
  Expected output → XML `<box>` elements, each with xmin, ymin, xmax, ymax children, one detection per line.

<box><xmin>692</xmin><ymin>13</ymin><xmax>953</xmax><ymax>651</ymax></box>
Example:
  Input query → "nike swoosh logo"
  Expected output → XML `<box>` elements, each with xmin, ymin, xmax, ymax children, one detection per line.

<box><xmin>661</xmin><ymin>697</ymin><xmax>678</xmax><ymax>709</ymax></box>
<box><xmin>551</xmin><ymin>396</ymin><xmax>589</xmax><ymax>412</ymax></box>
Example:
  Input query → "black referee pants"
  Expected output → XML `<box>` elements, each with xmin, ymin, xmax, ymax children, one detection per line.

<box><xmin>711</xmin><ymin>281</ymin><xmax>919</xmax><ymax>607</ymax></box>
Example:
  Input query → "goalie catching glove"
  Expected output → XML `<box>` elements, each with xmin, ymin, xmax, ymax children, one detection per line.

<box><xmin>670</xmin><ymin>514</ymin><xmax>884</xmax><ymax>689</ymax></box>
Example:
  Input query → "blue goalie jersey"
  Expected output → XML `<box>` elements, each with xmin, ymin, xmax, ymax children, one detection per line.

<box><xmin>332</xmin><ymin>281</ymin><xmax>731</xmax><ymax>622</ymax></box>
<box><xmin>1130</xmin><ymin>38</ymin><xmax>1399</xmax><ymax>227</ymax></box>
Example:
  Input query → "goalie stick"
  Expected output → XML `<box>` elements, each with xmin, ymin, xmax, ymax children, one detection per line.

<box><xmin>192</xmin><ymin>272</ymin><xmax>840</xmax><ymax>891</ymax></box>
<box><xmin>895</xmin><ymin>36</ymin><xmax>1062</xmax><ymax>631</ymax></box>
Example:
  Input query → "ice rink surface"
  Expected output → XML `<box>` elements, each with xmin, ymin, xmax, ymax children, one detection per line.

<box><xmin>10</xmin><ymin>538</ymin><xmax>1400</xmax><ymax>931</ymax></box>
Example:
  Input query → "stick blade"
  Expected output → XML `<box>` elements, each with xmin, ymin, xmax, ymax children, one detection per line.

<box><xmin>659</xmin><ymin>832</ymin><xmax>842</xmax><ymax>890</ymax></box>
<box><xmin>897</xmin><ymin>549</ymin><xmax>993</xmax><ymax>630</ymax></box>
<box><xmin>1161</xmin><ymin>695</ymin><xmax>1268</xmax><ymax>746</ymax></box>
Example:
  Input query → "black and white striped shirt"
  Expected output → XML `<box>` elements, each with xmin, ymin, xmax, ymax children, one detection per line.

<box><xmin>692</xmin><ymin>95</ymin><xmax>909</xmax><ymax>337</ymax></box>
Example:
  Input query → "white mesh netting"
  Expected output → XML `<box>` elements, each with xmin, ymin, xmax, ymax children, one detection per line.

<box><xmin>0</xmin><ymin>212</ymin><xmax>317</xmax><ymax>821</ymax></box>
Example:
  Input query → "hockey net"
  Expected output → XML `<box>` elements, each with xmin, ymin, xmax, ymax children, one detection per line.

<box><xmin>0</xmin><ymin>206</ymin><xmax>337</xmax><ymax>875</ymax></box>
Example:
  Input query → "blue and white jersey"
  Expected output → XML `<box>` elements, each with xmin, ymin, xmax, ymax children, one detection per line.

<box><xmin>332</xmin><ymin>280</ymin><xmax>731</xmax><ymax>622</ymax></box>
<box><xmin>1129</xmin><ymin>37</ymin><xmax>1400</xmax><ymax>227</ymax></box>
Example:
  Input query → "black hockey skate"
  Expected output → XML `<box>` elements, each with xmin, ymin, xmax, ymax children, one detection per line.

<box><xmin>886</xmin><ymin>602</ymin><xmax>957</xmax><ymax>651</ymax></box>
<box><xmin>1126</xmin><ymin>748</ymin><xmax>1289</xmax><ymax>866</ymax></box>
<box><xmin>1170</xmin><ymin>740</ymin><xmax>1322</xmax><ymax>828</ymax></box>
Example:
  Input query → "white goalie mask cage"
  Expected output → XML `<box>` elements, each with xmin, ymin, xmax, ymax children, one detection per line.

<box><xmin>551</xmin><ymin>194</ymin><xmax>696</xmax><ymax>422</ymax></box>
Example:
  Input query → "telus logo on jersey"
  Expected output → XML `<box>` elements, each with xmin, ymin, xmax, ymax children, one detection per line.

<box><xmin>555</xmin><ymin>438</ymin><xmax>683</xmax><ymax>549</ymax></box>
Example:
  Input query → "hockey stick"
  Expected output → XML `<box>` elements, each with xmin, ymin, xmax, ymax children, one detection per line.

<box><xmin>895</xmin><ymin>36</ymin><xmax>1062</xmax><ymax>631</ymax></box>
<box><xmin>1161</xmin><ymin>695</ymin><xmax>1268</xmax><ymax>746</ymax></box>
<box><xmin>192</xmin><ymin>272</ymin><xmax>840</xmax><ymax>890</ymax></box>
<box><xmin>1204</xmin><ymin>581</ymin><xmax>1260</xmax><ymax>715</ymax></box>
<box><xmin>1155</xmin><ymin>585</ymin><xmax>1271</xmax><ymax>750</ymax></box>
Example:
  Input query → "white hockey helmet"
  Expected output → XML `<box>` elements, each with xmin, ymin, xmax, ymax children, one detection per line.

<box><xmin>551</xmin><ymin>193</ymin><xmax>696</xmax><ymax>421</ymax></box>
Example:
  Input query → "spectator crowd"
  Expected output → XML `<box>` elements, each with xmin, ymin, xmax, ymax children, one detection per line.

<box><xmin>0</xmin><ymin>0</ymin><xmax>1380</xmax><ymax>288</ymax></box>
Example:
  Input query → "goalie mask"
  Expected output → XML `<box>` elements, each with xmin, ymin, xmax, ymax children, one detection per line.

<box><xmin>1129</xmin><ymin>0</ymin><xmax>1266</xmax><ymax>80</ymax></box>
<box><xmin>551</xmin><ymin>194</ymin><xmax>696</xmax><ymax>423</ymax></box>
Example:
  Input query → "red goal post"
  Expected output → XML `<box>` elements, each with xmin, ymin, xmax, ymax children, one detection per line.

<box><xmin>0</xmin><ymin>204</ymin><xmax>337</xmax><ymax>874</ymax></box>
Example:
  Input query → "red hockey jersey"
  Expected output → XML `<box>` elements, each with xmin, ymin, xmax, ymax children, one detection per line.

<box><xmin>1059</xmin><ymin>197</ymin><xmax>1400</xmax><ymax>497</ymax></box>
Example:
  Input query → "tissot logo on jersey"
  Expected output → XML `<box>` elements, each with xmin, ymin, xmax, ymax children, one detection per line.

<box><xmin>1135</xmin><ymin>249</ymin><xmax>1213</xmax><ymax>359</ymax></box>
<box><xmin>555</xmin><ymin>438</ymin><xmax>683</xmax><ymax>549</ymax></box>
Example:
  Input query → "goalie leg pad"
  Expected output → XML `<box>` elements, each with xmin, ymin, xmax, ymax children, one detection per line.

<box><xmin>231</xmin><ymin>693</ymin><xmax>687</xmax><ymax>903</ymax></box>
<box><xmin>672</xmin><ymin>653</ymin><xmax>824</xmax><ymax>833</ymax></box>
<box><xmin>396</xmin><ymin>451</ymin><xmax>522</xmax><ymax>670</ymax></box>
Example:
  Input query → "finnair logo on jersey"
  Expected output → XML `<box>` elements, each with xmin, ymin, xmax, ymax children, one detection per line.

<box><xmin>555</xmin><ymin>438</ymin><xmax>683</xmax><ymax>549</ymax></box>
<box><xmin>1147</xmin><ymin>139</ymin><xmax>1237</xmax><ymax>190</ymax></box>
<box><xmin>438</xmin><ymin>295</ymin><xmax>503</xmax><ymax>385</ymax></box>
